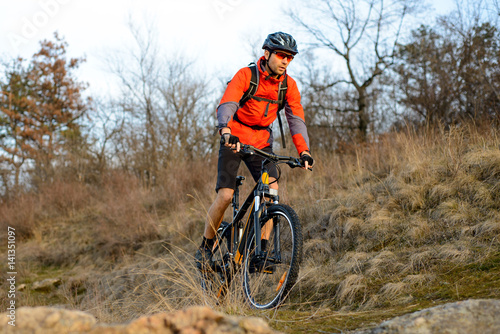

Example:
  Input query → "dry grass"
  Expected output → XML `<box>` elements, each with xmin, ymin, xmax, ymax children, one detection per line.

<box><xmin>0</xmin><ymin>122</ymin><xmax>499</xmax><ymax>323</ymax></box>
<box><xmin>288</xmin><ymin>122</ymin><xmax>500</xmax><ymax>309</ymax></box>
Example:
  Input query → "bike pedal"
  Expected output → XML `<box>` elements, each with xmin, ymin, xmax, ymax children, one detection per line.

<box><xmin>249</xmin><ymin>259</ymin><xmax>275</xmax><ymax>274</ymax></box>
<box><xmin>250</xmin><ymin>266</ymin><xmax>274</xmax><ymax>274</ymax></box>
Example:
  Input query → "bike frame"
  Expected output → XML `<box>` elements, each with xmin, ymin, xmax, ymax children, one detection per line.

<box><xmin>215</xmin><ymin>145</ymin><xmax>304</xmax><ymax>270</ymax></box>
<box><xmin>230</xmin><ymin>167</ymin><xmax>278</xmax><ymax>266</ymax></box>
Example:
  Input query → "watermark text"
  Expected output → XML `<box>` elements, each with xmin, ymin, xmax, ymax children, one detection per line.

<box><xmin>7</xmin><ymin>227</ymin><xmax>16</xmax><ymax>327</ymax></box>
<box><xmin>212</xmin><ymin>0</ymin><xmax>244</xmax><ymax>20</ymax></box>
<box><xmin>8</xmin><ymin>0</ymin><xmax>73</xmax><ymax>52</ymax></box>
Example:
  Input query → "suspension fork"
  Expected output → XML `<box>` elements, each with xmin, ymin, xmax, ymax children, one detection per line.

<box><xmin>253</xmin><ymin>166</ymin><xmax>271</xmax><ymax>258</ymax></box>
<box><xmin>254</xmin><ymin>191</ymin><xmax>263</xmax><ymax>257</ymax></box>
<box><xmin>255</xmin><ymin>164</ymin><xmax>280</xmax><ymax>260</ymax></box>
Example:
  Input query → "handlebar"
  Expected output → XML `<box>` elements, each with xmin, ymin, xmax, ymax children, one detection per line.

<box><xmin>239</xmin><ymin>144</ymin><xmax>312</xmax><ymax>171</ymax></box>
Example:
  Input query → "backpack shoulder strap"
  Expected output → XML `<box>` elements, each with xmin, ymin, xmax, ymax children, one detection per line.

<box><xmin>239</xmin><ymin>62</ymin><xmax>259</xmax><ymax>107</ymax></box>
<box><xmin>276</xmin><ymin>74</ymin><xmax>288</xmax><ymax>148</ymax></box>
<box><xmin>278</xmin><ymin>74</ymin><xmax>288</xmax><ymax>111</ymax></box>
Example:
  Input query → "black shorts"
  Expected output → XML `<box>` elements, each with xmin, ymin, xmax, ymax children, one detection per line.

<box><xmin>216</xmin><ymin>144</ymin><xmax>279</xmax><ymax>192</ymax></box>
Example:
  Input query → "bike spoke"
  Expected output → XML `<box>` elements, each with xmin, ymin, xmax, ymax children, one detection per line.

<box><xmin>242</xmin><ymin>204</ymin><xmax>302</xmax><ymax>309</ymax></box>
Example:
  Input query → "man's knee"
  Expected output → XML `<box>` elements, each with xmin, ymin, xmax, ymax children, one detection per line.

<box><xmin>217</xmin><ymin>188</ymin><xmax>234</xmax><ymax>205</ymax></box>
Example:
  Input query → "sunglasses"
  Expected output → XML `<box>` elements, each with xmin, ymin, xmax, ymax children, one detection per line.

<box><xmin>272</xmin><ymin>51</ymin><xmax>294</xmax><ymax>61</ymax></box>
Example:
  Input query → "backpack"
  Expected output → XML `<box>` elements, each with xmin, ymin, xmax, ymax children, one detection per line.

<box><xmin>234</xmin><ymin>62</ymin><xmax>288</xmax><ymax>148</ymax></box>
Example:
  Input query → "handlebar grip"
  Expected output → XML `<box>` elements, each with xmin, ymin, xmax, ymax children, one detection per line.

<box><xmin>237</xmin><ymin>144</ymin><xmax>312</xmax><ymax>170</ymax></box>
<box><xmin>289</xmin><ymin>159</ymin><xmax>313</xmax><ymax>171</ymax></box>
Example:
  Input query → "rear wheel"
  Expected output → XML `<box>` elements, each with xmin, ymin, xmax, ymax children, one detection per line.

<box><xmin>242</xmin><ymin>204</ymin><xmax>302</xmax><ymax>309</ymax></box>
<box><xmin>199</xmin><ymin>221</ymin><xmax>233</xmax><ymax>303</ymax></box>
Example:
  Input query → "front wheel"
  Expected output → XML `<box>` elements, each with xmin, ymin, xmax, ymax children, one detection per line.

<box><xmin>242</xmin><ymin>204</ymin><xmax>303</xmax><ymax>309</ymax></box>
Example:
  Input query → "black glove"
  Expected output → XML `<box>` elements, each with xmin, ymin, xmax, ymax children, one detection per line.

<box><xmin>300</xmin><ymin>153</ymin><xmax>314</xmax><ymax>168</ymax></box>
<box><xmin>220</xmin><ymin>133</ymin><xmax>240</xmax><ymax>146</ymax></box>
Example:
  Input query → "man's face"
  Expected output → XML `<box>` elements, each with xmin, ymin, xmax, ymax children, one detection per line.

<box><xmin>265</xmin><ymin>50</ymin><xmax>293</xmax><ymax>76</ymax></box>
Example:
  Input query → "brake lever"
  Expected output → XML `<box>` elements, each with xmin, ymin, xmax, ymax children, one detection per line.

<box><xmin>289</xmin><ymin>158</ymin><xmax>313</xmax><ymax>171</ymax></box>
<box><xmin>302</xmin><ymin>164</ymin><xmax>313</xmax><ymax>171</ymax></box>
<box><xmin>237</xmin><ymin>145</ymin><xmax>254</xmax><ymax>156</ymax></box>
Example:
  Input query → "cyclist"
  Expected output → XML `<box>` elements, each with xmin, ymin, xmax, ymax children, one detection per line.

<box><xmin>195</xmin><ymin>31</ymin><xmax>314</xmax><ymax>270</ymax></box>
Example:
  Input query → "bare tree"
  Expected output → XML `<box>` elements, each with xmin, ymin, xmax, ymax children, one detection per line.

<box><xmin>243</xmin><ymin>31</ymin><xmax>266</xmax><ymax>61</ymax></box>
<box><xmin>289</xmin><ymin>0</ymin><xmax>421</xmax><ymax>140</ymax></box>
<box><xmin>105</xmin><ymin>18</ymin><xmax>213</xmax><ymax>185</ymax></box>
<box><xmin>84</xmin><ymin>98</ymin><xmax>125</xmax><ymax>175</ymax></box>
<box><xmin>392</xmin><ymin>25</ymin><xmax>459</xmax><ymax>125</ymax></box>
<box><xmin>445</xmin><ymin>0</ymin><xmax>499</xmax><ymax>34</ymax></box>
<box><xmin>105</xmin><ymin>19</ymin><xmax>164</xmax><ymax>186</ymax></box>
<box><xmin>158</xmin><ymin>58</ymin><xmax>212</xmax><ymax>160</ymax></box>
<box><xmin>395</xmin><ymin>18</ymin><xmax>500</xmax><ymax>127</ymax></box>
<box><xmin>442</xmin><ymin>0</ymin><xmax>500</xmax><ymax>101</ymax></box>
<box><xmin>297</xmin><ymin>52</ymin><xmax>361</xmax><ymax>148</ymax></box>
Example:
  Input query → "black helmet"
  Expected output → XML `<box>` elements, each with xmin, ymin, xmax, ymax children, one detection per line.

<box><xmin>262</xmin><ymin>32</ymin><xmax>298</xmax><ymax>55</ymax></box>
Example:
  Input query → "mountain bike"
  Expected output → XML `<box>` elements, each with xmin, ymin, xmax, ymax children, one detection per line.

<box><xmin>199</xmin><ymin>144</ymin><xmax>307</xmax><ymax>309</ymax></box>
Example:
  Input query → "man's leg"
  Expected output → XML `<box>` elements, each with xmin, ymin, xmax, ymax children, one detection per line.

<box><xmin>196</xmin><ymin>142</ymin><xmax>241</xmax><ymax>270</ymax></box>
<box><xmin>204</xmin><ymin>187</ymin><xmax>234</xmax><ymax>239</ymax></box>
<box><xmin>195</xmin><ymin>187</ymin><xmax>234</xmax><ymax>269</ymax></box>
<box><xmin>196</xmin><ymin>147</ymin><xmax>239</xmax><ymax>271</ymax></box>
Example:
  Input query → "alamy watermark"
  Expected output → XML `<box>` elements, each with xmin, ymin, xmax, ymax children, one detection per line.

<box><xmin>7</xmin><ymin>0</ymin><xmax>73</xmax><ymax>53</ymax></box>
<box><xmin>6</xmin><ymin>227</ymin><xmax>16</xmax><ymax>327</ymax></box>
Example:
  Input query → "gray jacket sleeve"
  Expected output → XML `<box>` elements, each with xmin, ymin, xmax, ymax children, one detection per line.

<box><xmin>284</xmin><ymin>102</ymin><xmax>310</xmax><ymax>150</ymax></box>
<box><xmin>217</xmin><ymin>102</ymin><xmax>239</xmax><ymax>129</ymax></box>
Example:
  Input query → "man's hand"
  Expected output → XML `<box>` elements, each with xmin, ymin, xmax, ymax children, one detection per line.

<box><xmin>300</xmin><ymin>151</ymin><xmax>314</xmax><ymax>170</ymax></box>
<box><xmin>220</xmin><ymin>129</ymin><xmax>240</xmax><ymax>152</ymax></box>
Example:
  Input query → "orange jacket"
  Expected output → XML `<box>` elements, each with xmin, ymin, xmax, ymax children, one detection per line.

<box><xmin>217</xmin><ymin>57</ymin><xmax>310</xmax><ymax>155</ymax></box>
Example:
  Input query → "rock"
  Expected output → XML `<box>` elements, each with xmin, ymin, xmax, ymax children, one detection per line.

<box><xmin>356</xmin><ymin>299</ymin><xmax>500</xmax><ymax>334</ymax></box>
<box><xmin>0</xmin><ymin>306</ymin><xmax>97</xmax><ymax>333</ymax></box>
<box><xmin>0</xmin><ymin>305</ymin><xmax>281</xmax><ymax>334</ymax></box>
<box><xmin>32</xmin><ymin>278</ymin><xmax>62</xmax><ymax>291</ymax></box>
<box><xmin>121</xmin><ymin>306</ymin><xmax>277</xmax><ymax>334</ymax></box>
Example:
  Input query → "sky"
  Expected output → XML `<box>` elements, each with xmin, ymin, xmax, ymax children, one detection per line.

<box><xmin>0</xmin><ymin>0</ymin><xmax>296</xmax><ymax>96</ymax></box>
<box><xmin>0</xmin><ymin>0</ymin><xmax>457</xmax><ymax>97</ymax></box>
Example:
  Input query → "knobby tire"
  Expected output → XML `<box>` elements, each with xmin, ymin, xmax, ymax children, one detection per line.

<box><xmin>242</xmin><ymin>204</ymin><xmax>303</xmax><ymax>309</ymax></box>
